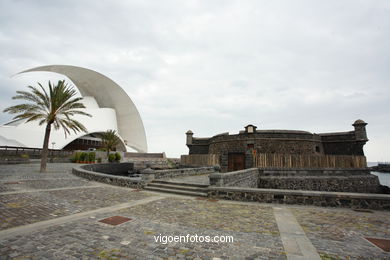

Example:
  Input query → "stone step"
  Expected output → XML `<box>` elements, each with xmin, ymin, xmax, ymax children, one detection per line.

<box><xmin>147</xmin><ymin>182</ymin><xmax>208</xmax><ymax>192</ymax></box>
<box><xmin>151</xmin><ymin>180</ymin><xmax>209</xmax><ymax>188</ymax></box>
<box><xmin>144</xmin><ymin>186</ymin><xmax>208</xmax><ymax>197</ymax></box>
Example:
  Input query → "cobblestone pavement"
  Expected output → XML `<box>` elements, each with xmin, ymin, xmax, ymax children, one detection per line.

<box><xmin>0</xmin><ymin>164</ymin><xmax>155</xmax><ymax>231</ymax></box>
<box><xmin>1</xmin><ymin>163</ymin><xmax>390</xmax><ymax>259</ymax></box>
<box><xmin>0</xmin><ymin>163</ymin><xmax>79</xmax><ymax>180</ymax></box>
<box><xmin>0</xmin><ymin>198</ymin><xmax>286</xmax><ymax>260</ymax></box>
<box><xmin>0</xmin><ymin>186</ymin><xmax>155</xmax><ymax>230</ymax></box>
<box><xmin>291</xmin><ymin>206</ymin><xmax>390</xmax><ymax>259</ymax></box>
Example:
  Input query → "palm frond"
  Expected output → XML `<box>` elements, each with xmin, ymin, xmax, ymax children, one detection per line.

<box><xmin>3</xmin><ymin>80</ymin><xmax>92</xmax><ymax>138</ymax></box>
<box><xmin>13</xmin><ymin>112</ymin><xmax>43</xmax><ymax>121</ymax></box>
<box><xmin>4</xmin><ymin>104</ymin><xmax>46</xmax><ymax>114</ymax></box>
<box><xmin>100</xmin><ymin>130</ymin><xmax>121</xmax><ymax>151</ymax></box>
<box><xmin>13</xmin><ymin>90</ymin><xmax>46</xmax><ymax>110</ymax></box>
<box><xmin>25</xmin><ymin>114</ymin><xmax>46</xmax><ymax>123</ymax></box>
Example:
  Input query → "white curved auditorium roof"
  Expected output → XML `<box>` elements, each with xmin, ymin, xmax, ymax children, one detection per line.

<box><xmin>2</xmin><ymin>65</ymin><xmax>147</xmax><ymax>152</ymax></box>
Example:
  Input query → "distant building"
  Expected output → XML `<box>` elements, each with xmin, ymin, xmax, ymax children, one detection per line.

<box><xmin>184</xmin><ymin>120</ymin><xmax>368</xmax><ymax>171</ymax></box>
<box><xmin>0</xmin><ymin>65</ymin><xmax>147</xmax><ymax>152</ymax></box>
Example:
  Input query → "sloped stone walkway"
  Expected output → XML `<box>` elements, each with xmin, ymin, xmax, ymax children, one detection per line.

<box><xmin>163</xmin><ymin>174</ymin><xmax>210</xmax><ymax>186</ymax></box>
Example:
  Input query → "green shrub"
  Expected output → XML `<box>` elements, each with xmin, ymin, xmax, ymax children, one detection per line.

<box><xmin>20</xmin><ymin>154</ymin><xmax>29</xmax><ymax>159</ymax></box>
<box><xmin>114</xmin><ymin>152</ymin><xmax>121</xmax><ymax>162</ymax></box>
<box><xmin>88</xmin><ymin>152</ymin><xmax>96</xmax><ymax>162</ymax></box>
<box><xmin>71</xmin><ymin>152</ymin><xmax>82</xmax><ymax>162</ymax></box>
<box><xmin>97</xmin><ymin>157</ymin><xmax>102</xmax><ymax>163</ymax></box>
<box><xmin>108</xmin><ymin>153</ymin><xmax>116</xmax><ymax>162</ymax></box>
<box><xmin>167</xmin><ymin>159</ymin><xmax>179</xmax><ymax>168</ymax></box>
<box><xmin>80</xmin><ymin>152</ymin><xmax>87</xmax><ymax>162</ymax></box>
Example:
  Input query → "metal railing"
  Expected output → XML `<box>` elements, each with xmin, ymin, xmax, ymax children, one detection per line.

<box><xmin>0</xmin><ymin>146</ymin><xmax>73</xmax><ymax>158</ymax></box>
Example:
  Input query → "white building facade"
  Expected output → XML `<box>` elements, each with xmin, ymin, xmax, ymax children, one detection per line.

<box><xmin>0</xmin><ymin>65</ymin><xmax>147</xmax><ymax>153</ymax></box>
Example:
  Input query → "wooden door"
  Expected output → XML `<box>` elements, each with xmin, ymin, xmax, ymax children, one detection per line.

<box><xmin>228</xmin><ymin>153</ymin><xmax>245</xmax><ymax>171</ymax></box>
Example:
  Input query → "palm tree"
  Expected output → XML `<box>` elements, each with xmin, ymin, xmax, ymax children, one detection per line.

<box><xmin>3</xmin><ymin>80</ymin><xmax>91</xmax><ymax>172</ymax></box>
<box><xmin>100</xmin><ymin>129</ymin><xmax>120</xmax><ymax>157</ymax></box>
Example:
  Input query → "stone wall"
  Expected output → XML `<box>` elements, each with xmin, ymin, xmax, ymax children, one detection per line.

<box><xmin>73</xmin><ymin>163</ymin><xmax>214</xmax><ymax>187</ymax></box>
<box><xmin>320</xmin><ymin>131</ymin><xmax>365</xmax><ymax>156</ymax></box>
<box><xmin>258</xmin><ymin>168</ymin><xmax>380</xmax><ymax>193</ymax></box>
<box><xmin>207</xmin><ymin>167</ymin><xmax>381</xmax><ymax>193</ymax></box>
<box><xmin>188</xmin><ymin>138</ymin><xmax>210</xmax><ymax>154</ymax></box>
<box><xmin>371</xmin><ymin>164</ymin><xmax>390</xmax><ymax>173</ymax></box>
<box><xmin>258</xmin><ymin>176</ymin><xmax>380</xmax><ymax>193</ymax></box>
<box><xmin>209</xmin><ymin>137</ymin><xmax>319</xmax><ymax>155</ymax></box>
<box><xmin>207</xmin><ymin>187</ymin><xmax>390</xmax><ymax>210</ymax></box>
<box><xmin>129</xmin><ymin>159</ymin><xmax>174</xmax><ymax>170</ymax></box>
<box><xmin>209</xmin><ymin>168</ymin><xmax>259</xmax><ymax>188</ymax></box>
<box><xmin>260</xmin><ymin>168</ymin><xmax>370</xmax><ymax>176</ymax></box>
<box><xmin>189</xmin><ymin>131</ymin><xmax>324</xmax><ymax>156</ymax></box>
<box><xmin>81</xmin><ymin>162</ymin><xmax>134</xmax><ymax>176</ymax></box>
<box><xmin>72</xmin><ymin>164</ymin><xmax>144</xmax><ymax>189</ymax></box>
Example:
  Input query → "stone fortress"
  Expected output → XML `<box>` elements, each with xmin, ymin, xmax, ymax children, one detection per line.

<box><xmin>181</xmin><ymin>120</ymin><xmax>385</xmax><ymax>195</ymax></box>
<box><xmin>185</xmin><ymin>119</ymin><xmax>368</xmax><ymax>172</ymax></box>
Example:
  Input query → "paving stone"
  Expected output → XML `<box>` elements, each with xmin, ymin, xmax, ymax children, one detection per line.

<box><xmin>291</xmin><ymin>206</ymin><xmax>390</xmax><ymax>259</ymax></box>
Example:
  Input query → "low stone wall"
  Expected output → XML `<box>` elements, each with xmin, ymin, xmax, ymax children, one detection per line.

<box><xmin>153</xmin><ymin>167</ymin><xmax>215</xmax><ymax>179</ymax></box>
<box><xmin>258</xmin><ymin>175</ymin><xmax>380</xmax><ymax>193</ymax></box>
<box><xmin>81</xmin><ymin>162</ymin><xmax>134</xmax><ymax>176</ymax></box>
<box><xmin>72</xmin><ymin>164</ymin><xmax>143</xmax><ymax>189</ymax></box>
<box><xmin>209</xmin><ymin>168</ymin><xmax>259</xmax><ymax>188</ymax></box>
<box><xmin>72</xmin><ymin>164</ymin><xmax>213</xmax><ymax>188</ymax></box>
<box><xmin>260</xmin><ymin>168</ymin><xmax>371</xmax><ymax>176</ymax></box>
<box><xmin>258</xmin><ymin>168</ymin><xmax>380</xmax><ymax>193</ymax></box>
<box><xmin>208</xmin><ymin>167</ymin><xmax>381</xmax><ymax>193</ymax></box>
<box><xmin>207</xmin><ymin>187</ymin><xmax>390</xmax><ymax>210</ymax></box>
<box><xmin>129</xmin><ymin>159</ymin><xmax>175</xmax><ymax>170</ymax></box>
<box><xmin>371</xmin><ymin>164</ymin><xmax>390</xmax><ymax>173</ymax></box>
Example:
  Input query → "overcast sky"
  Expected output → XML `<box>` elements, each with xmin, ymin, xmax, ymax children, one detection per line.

<box><xmin>0</xmin><ymin>0</ymin><xmax>389</xmax><ymax>161</ymax></box>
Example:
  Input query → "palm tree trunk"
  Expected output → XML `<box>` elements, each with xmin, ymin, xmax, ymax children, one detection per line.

<box><xmin>40</xmin><ymin>123</ymin><xmax>52</xmax><ymax>173</ymax></box>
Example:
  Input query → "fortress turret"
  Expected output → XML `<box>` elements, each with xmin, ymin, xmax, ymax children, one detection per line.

<box><xmin>353</xmin><ymin>119</ymin><xmax>368</xmax><ymax>141</ymax></box>
<box><xmin>186</xmin><ymin>130</ymin><xmax>193</xmax><ymax>145</ymax></box>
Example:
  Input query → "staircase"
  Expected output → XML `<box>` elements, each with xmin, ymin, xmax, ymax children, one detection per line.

<box><xmin>144</xmin><ymin>180</ymin><xmax>209</xmax><ymax>197</ymax></box>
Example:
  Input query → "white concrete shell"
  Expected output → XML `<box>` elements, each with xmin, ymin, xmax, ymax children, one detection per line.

<box><xmin>0</xmin><ymin>65</ymin><xmax>147</xmax><ymax>152</ymax></box>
